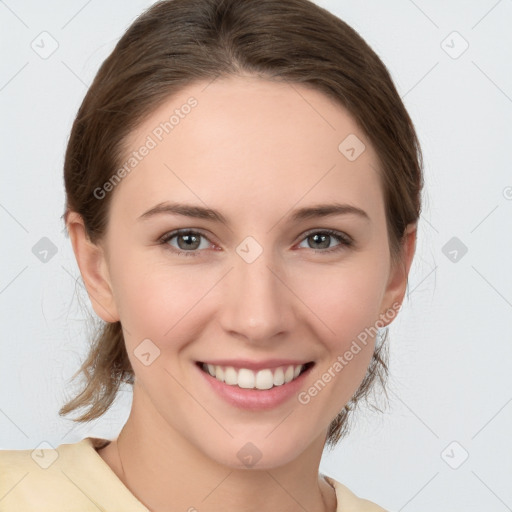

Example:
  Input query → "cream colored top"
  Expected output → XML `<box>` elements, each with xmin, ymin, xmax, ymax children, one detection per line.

<box><xmin>0</xmin><ymin>437</ymin><xmax>388</xmax><ymax>511</ymax></box>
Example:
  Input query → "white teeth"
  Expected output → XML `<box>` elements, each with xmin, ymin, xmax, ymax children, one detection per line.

<box><xmin>284</xmin><ymin>365</ymin><xmax>294</xmax><ymax>383</ymax></box>
<box><xmin>202</xmin><ymin>363</ymin><xmax>307</xmax><ymax>390</ymax></box>
<box><xmin>237</xmin><ymin>368</ymin><xmax>255</xmax><ymax>389</ymax></box>
<box><xmin>224</xmin><ymin>366</ymin><xmax>237</xmax><ymax>385</ymax></box>
<box><xmin>256</xmin><ymin>369</ymin><xmax>274</xmax><ymax>390</ymax></box>
<box><xmin>273</xmin><ymin>367</ymin><xmax>284</xmax><ymax>386</ymax></box>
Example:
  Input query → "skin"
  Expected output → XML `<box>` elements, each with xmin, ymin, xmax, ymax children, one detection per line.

<box><xmin>67</xmin><ymin>74</ymin><xmax>416</xmax><ymax>512</ymax></box>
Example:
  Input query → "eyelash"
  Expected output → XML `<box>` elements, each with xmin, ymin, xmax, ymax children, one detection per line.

<box><xmin>158</xmin><ymin>228</ymin><xmax>353</xmax><ymax>257</ymax></box>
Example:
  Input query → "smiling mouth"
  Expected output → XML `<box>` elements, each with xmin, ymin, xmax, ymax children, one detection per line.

<box><xmin>196</xmin><ymin>361</ymin><xmax>315</xmax><ymax>390</ymax></box>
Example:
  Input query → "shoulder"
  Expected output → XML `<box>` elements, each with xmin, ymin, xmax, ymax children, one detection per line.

<box><xmin>0</xmin><ymin>438</ymin><xmax>103</xmax><ymax>511</ymax></box>
<box><xmin>324</xmin><ymin>475</ymin><xmax>391</xmax><ymax>512</ymax></box>
<box><xmin>0</xmin><ymin>443</ymin><xmax>67</xmax><ymax>510</ymax></box>
<box><xmin>0</xmin><ymin>437</ymin><xmax>146</xmax><ymax>512</ymax></box>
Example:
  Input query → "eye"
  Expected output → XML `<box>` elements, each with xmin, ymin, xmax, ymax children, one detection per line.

<box><xmin>159</xmin><ymin>228</ymin><xmax>353</xmax><ymax>257</ymax></box>
<box><xmin>297</xmin><ymin>229</ymin><xmax>353</xmax><ymax>253</ymax></box>
<box><xmin>159</xmin><ymin>229</ymin><xmax>213</xmax><ymax>256</ymax></box>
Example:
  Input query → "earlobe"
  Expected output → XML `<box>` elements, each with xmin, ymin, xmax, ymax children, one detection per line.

<box><xmin>66</xmin><ymin>211</ymin><xmax>120</xmax><ymax>323</ymax></box>
<box><xmin>379</xmin><ymin>223</ymin><xmax>417</xmax><ymax>326</ymax></box>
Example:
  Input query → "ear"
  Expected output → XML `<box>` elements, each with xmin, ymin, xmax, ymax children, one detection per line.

<box><xmin>379</xmin><ymin>223</ymin><xmax>417</xmax><ymax>326</ymax></box>
<box><xmin>65</xmin><ymin>211</ymin><xmax>120</xmax><ymax>323</ymax></box>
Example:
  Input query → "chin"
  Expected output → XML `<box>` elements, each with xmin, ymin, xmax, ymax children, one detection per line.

<box><xmin>202</xmin><ymin>431</ymin><xmax>315</xmax><ymax>471</ymax></box>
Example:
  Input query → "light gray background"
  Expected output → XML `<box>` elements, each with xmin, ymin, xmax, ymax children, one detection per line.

<box><xmin>1</xmin><ymin>1</ymin><xmax>511</xmax><ymax>510</ymax></box>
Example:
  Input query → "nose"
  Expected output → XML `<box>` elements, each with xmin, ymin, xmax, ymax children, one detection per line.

<box><xmin>217</xmin><ymin>246</ymin><xmax>295</xmax><ymax>344</ymax></box>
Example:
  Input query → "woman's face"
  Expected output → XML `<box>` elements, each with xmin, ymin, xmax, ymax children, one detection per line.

<box><xmin>80</xmin><ymin>75</ymin><xmax>414</xmax><ymax>469</ymax></box>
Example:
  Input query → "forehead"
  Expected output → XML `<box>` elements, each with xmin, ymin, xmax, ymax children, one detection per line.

<box><xmin>111</xmin><ymin>75</ymin><xmax>384</xmax><ymax>224</ymax></box>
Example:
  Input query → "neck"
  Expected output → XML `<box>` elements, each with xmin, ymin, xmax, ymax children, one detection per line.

<box><xmin>100</xmin><ymin>386</ymin><xmax>337</xmax><ymax>512</ymax></box>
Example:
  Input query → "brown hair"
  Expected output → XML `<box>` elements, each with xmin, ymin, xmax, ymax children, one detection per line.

<box><xmin>60</xmin><ymin>0</ymin><xmax>423</xmax><ymax>448</ymax></box>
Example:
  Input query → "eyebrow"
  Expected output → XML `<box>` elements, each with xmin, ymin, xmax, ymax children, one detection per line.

<box><xmin>137</xmin><ymin>201</ymin><xmax>370</xmax><ymax>224</ymax></box>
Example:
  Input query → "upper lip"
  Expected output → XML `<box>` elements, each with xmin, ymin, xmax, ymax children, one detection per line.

<box><xmin>197</xmin><ymin>359</ymin><xmax>314</xmax><ymax>371</ymax></box>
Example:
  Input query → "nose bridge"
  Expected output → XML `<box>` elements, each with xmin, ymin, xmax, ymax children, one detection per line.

<box><xmin>219</xmin><ymin>241</ymin><xmax>293</xmax><ymax>341</ymax></box>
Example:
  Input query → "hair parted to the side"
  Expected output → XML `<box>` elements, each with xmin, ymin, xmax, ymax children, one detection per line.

<box><xmin>60</xmin><ymin>0</ymin><xmax>423</xmax><ymax>449</ymax></box>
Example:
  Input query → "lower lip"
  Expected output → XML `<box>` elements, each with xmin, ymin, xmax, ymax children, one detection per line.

<box><xmin>195</xmin><ymin>362</ymin><xmax>314</xmax><ymax>411</ymax></box>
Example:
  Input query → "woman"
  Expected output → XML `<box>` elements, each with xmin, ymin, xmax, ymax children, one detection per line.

<box><xmin>0</xmin><ymin>0</ymin><xmax>421</xmax><ymax>510</ymax></box>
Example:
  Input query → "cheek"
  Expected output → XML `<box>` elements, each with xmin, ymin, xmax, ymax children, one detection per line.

<box><xmin>109</xmin><ymin>254</ymin><xmax>218</xmax><ymax>345</ymax></box>
<box><xmin>291</xmin><ymin>262</ymin><xmax>388</xmax><ymax>422</ymax></box>
<box><xmin>291</xmin><ymin>256</ymin><xmax>389</xmax><ymax>348</ymax></box>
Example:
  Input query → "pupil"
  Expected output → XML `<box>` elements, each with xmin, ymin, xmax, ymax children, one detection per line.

<box><xmin>311</xmin><ymin>233</ymin><xmax>329</xmax><ymax>249</ymax></box>
<box><xmin>178</xmin><ymin>234</ymin><xmax>199</xmax><ymax>250</ymax></box>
